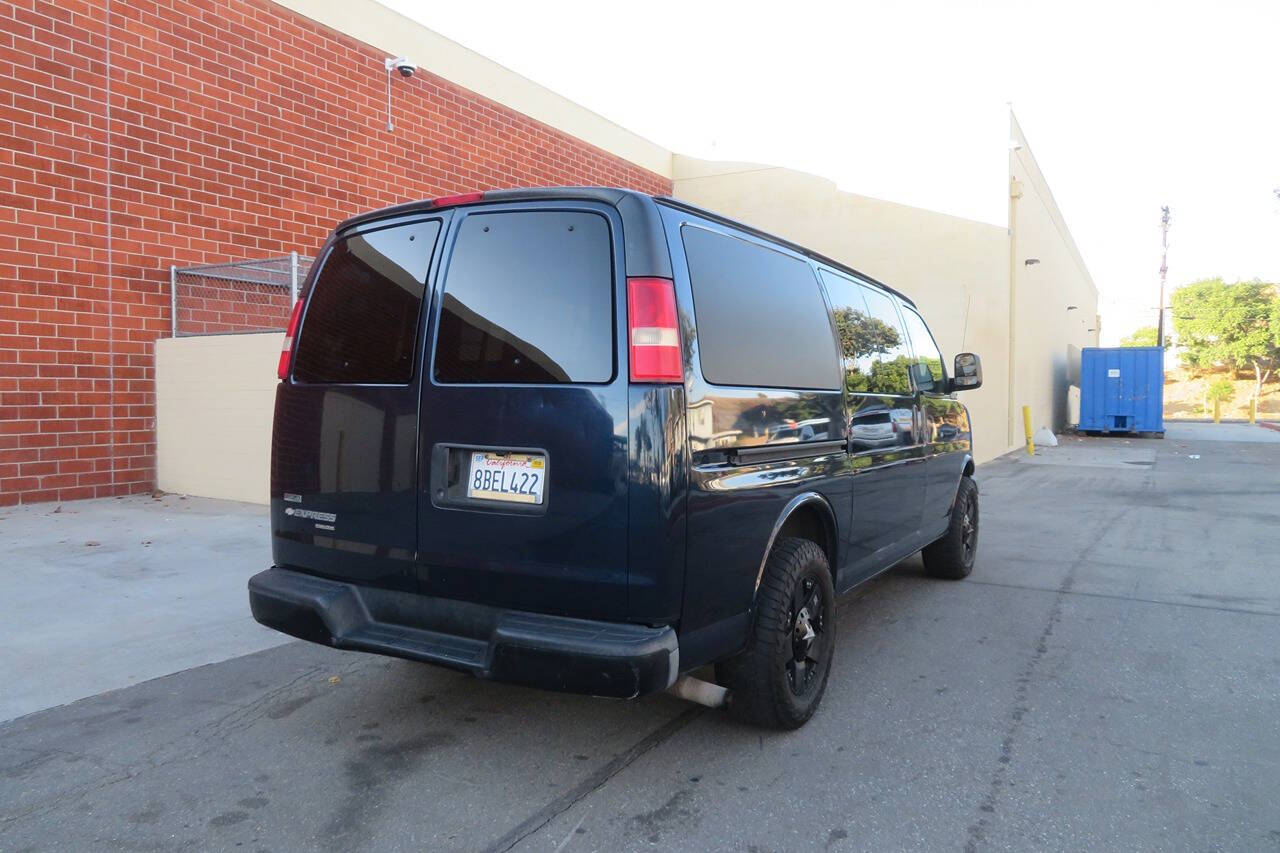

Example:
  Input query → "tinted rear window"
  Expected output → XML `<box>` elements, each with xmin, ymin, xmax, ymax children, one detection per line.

<box><xmin>434</xmin><ymin>210</ymin><xmax>614</xmax><ymax>384</ymax></box>
<box><xmin>292</xmin><ymin>220</ymin><xmax>440</xmax><ymax>384</ymax></box>
<box><xmin>682</xmin><ymin>226</ymin><xmax>839</xmax><ymax>390</ymax></box>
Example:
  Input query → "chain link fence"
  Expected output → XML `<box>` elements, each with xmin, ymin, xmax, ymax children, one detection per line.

<box><xmin>169</xmin><ymin>253</ymin><xmax>315</xmax><ymax>336</ymax></box>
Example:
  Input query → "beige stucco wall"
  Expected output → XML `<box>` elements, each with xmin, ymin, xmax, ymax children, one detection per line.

<box><xmin>672</xmin><ymin>156</ymin><xmax>1015</xmax><ymax>462</ymax></box>
<box><xmin>671</xmin><ymin>127</ymin><xmax>1099</xmax><ymax>461</ymax></box>
<box><xmin>155</xmin><ymin>333</ymin><xmax>281</xmax><ymax>504</ymax></box>
<box><xmin>274</xmin><ymin>0</ymin><xmax>672</xmax><ymax>179</ymax></box>
<box><xmin>1007</xmin><ymin>115</ymin><xmax>1101</xmax><ymax>441</ymax></box>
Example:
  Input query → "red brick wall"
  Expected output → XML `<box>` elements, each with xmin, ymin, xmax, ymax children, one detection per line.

<box><xmin>0</xmin><ymin>0</ymin><xmax>671</xmax><ymax>505</ymax></box>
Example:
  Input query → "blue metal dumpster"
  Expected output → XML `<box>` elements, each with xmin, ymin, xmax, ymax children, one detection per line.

<box><xmin>1078</xmin><ymin>347</ymin><xmax>1164</xmax><ymax>435</ymax></box>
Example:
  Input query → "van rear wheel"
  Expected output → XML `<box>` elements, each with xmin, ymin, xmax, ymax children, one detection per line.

<box><xmin>716</xmin><ymin>537</ymin><xmax>835</xmax><ymax>730</ymax></box>
<box><xmin>922</xmin><ymin>475</ymin><xmax>978</xmax><ymax>579</ymax></box>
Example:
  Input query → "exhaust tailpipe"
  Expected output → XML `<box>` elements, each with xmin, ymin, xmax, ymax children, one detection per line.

<box><xmin>668</xmin><ymin>675</ymin><xmax>729</xmax><ymax>708</ymax></box>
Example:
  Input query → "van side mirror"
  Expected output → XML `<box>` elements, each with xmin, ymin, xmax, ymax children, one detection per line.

<box><xmin>949</xmin><ymin>353</ymin><xmax>982</xmax><ymax>392</ymax></box>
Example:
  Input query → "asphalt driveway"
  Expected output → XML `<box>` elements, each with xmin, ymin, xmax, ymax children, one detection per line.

<box><xmin>2</xmin><ymin>423</ymin><xmax>1278</xmax><ymax>851</ymax></box>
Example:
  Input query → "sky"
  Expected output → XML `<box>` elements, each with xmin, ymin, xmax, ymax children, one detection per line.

<box><xmin>376</xmin><ymin>0</ymin><xmax>1280</xmax><ymax>344</ymax></box>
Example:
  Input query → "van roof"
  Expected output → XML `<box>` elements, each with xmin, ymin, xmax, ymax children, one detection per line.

<box><xmin>334</xmin><ymin>187</ymin><xmax>915</xmax><ymax>308</ymax></box>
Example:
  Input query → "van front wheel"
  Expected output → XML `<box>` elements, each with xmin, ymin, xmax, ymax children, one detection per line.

<box><xmin>716</xmin><ymin>537</ymin><xmax>835</xmax><ymax>730</ymax></box>
<box><xmin>922</xmin><ymin>475</ymin><xmax>978</xmax><ymax>579</ymax></box>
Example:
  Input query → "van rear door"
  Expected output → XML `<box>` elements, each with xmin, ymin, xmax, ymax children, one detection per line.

<box><xmin>415</xmin><ymin>202</ymin><xmax>631</xmax><ymax>620</ymax></box>
<box><xmin>270</xmin><ymin>214</ymin><xmax>446</xmax><ymax>593</ymax></box>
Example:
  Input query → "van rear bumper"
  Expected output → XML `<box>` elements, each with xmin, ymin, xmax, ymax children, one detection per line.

<box><xmin>248</xmin><ymin>567</ymin><xmax>679</xmax><ymax>699</ymax></box>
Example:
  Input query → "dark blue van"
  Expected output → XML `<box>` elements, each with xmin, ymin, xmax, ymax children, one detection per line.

<box><xmin>249</xmin><ymin>188</ymin><xmax>983</xmax><ymax>729</ymax></box>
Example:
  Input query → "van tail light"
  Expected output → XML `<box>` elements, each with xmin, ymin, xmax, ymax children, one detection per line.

<box><xmin>627</xmin><ymin>277</ymin><xmax>682</xmax><ymax>384</ymax></box>
<box><xmin>277</xmin><ymin>298</ymin><xmax>305</xmax><ymax>380</ymax></box>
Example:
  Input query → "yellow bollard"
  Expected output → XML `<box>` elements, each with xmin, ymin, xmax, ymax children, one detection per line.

<box><xmin>1022</xmin><ymin>405</ymin><xmax>1034</xmax><ymax>455</ymax></box>
<box><xmin>1213</xmin><ymin>398</ymin><xmax>1221</xmax><ymax>423</ymax></box>
<box><xmin>1250</xmin><ymin>397</ymin><xmax>1257</xmax><ymax>425</ymax></box>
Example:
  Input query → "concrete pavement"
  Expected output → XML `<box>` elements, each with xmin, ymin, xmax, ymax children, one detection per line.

<box><xmin>2</xmin><ymin>422</ymin><xmax>1278</xmax><ymax>851</ymax></box>
<box><xmin>0</xmin><ymin>493</ymin><xmax>285</xmax><ymax>722</ymax></box>
<box><xmin>1164</xmin><ymin>422</ymin><xmax>1280</xmax><ymax>442</ymax></box>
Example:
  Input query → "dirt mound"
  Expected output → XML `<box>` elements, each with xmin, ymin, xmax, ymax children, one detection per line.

<box><xmin>1163</xmin><ymin>366</ymin><xmax>1279</xmax><ymax>419</ymax></box>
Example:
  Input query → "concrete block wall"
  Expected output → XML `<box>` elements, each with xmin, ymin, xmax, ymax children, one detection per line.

<box><xmin>154</xmin><ymin>331</ymin><xmax>279</xmax><ymax>503</ymax></box>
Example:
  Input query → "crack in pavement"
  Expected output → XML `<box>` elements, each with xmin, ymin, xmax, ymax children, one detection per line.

<box><xmin>962</xmin><ymin>578</ymin><xmax>1280</xmax><ymax>618</ymax></box>
<box><xmin>963</xmin><ymin>507</ymin><xmax>1132</xmax><ymax>852</ymax></box>
<box><xmin>480</xmin><ymin>707</ymin><xmax>705</xmax><ymax>853</ymax></box>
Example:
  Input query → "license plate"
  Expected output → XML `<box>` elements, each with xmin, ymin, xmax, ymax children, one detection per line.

<box><xmin>466</xmin><ymin>452</ymin><xmax>546</xmax><ymax>505</ymax></box>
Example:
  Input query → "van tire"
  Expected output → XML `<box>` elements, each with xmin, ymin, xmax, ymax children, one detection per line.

<box><xmin>922</xmin><ymin>475</ymin><xmax>978</xmax><ymax>580</ymax></box>
<box><xmin>716</xmin><ymin>537</ymin><xmax>835</xmax><ymax>730</ymax></box>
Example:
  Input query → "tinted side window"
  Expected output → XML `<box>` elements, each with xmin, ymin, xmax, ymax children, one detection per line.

<box><xmin>683</xmin><ymin>226</ymin><xmax>839</xmax><ymax>390</ymax></box>
<box><xmin>293</xmin><ymin>220</ymin><xmax>439</xmax><ymax>384</ymax></box>
<box><xmin>856</xmin><ymin>285</ymin><xmax>913</xmax><ymax>396</ymax></box>
<box><xmin>434</xmin><ymin>210</ymin><xmax>614</xmax><ymax>384</ymax></box>
<box><xmin>819</xmin><ymin>270</ymin><xmax>902</xmax><ymax>395</ymax></box>
<box><xmin>900</xmin><ymin>305</ymin><xmax>946</xmax><ymax>392</ymax></box>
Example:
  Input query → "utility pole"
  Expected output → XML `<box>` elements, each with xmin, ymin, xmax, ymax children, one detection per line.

<box><xmin>1157</xmin><ymin>206</ymin><xmax>1171</xmax><ymax>350</ymax></box>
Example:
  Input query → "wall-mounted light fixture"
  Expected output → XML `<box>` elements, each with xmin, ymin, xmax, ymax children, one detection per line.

<box><xmin>1024</xmin><ymin>258</ymin><xmax>1040</xmax><ymax>266</ymax></box>
<box><xmin>384</xmin><ymin>57</ymin><xmax>418</xmax><ymax>131</ymax></box>
<box><xmin>1066</xmin><ymin>305</ymin><xmax>1078</xmax><ymax>310</ymax></box>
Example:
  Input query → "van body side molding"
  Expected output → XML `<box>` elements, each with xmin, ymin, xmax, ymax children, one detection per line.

<box><xmin>730</xmin><ymin>439</ymin><xmax>846</xmax><ymax>466</ymax></box>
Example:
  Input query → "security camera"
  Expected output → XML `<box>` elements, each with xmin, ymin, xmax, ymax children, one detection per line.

<box><xmin>383</xmin><ymin>57</ymin><xmax>418</xmax><ymax>131</ymax></box>
<box><xmin>385</xmin><ymin>57</ymin><xmax>417</xmax><ymax>78</ymax></box>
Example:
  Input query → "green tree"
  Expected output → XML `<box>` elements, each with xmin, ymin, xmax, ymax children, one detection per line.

<box><xmin>845</xmin><ymin>371</ymin><xmax>869</xmax><ymax>395</ymax></box>
<box><xmin>867</xmin><ymin>356</ymin><xmax>912</xmax><ymax>395</ymax></box>
<box><xmin>832</xmin><ymin>307</ymin><xmax>899</xmax><ymax>361</ymax></box>
<box><xmin>1119</xmin><ymin>325</ymin><xmax>1169</xmax><ymax>348</ymax></box>
<box><xmin>1171</xmin><ymin>279</ymin><xmax>1279</xmax><ymax>398</ymax></box>
<box><xmin>833</xmin><ymin>307</ymin><xmax>901</xmax><ymax>395</ymax></box>
<box><xmin>1272</xmin><ymin>296</ymin><xmax>1280</xmax><ymax>351</ymax></box>
<box><xmin>1207</xmin><ymin>379</ymin><xmax>1235</xmax><ymax>402</ymax></box>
